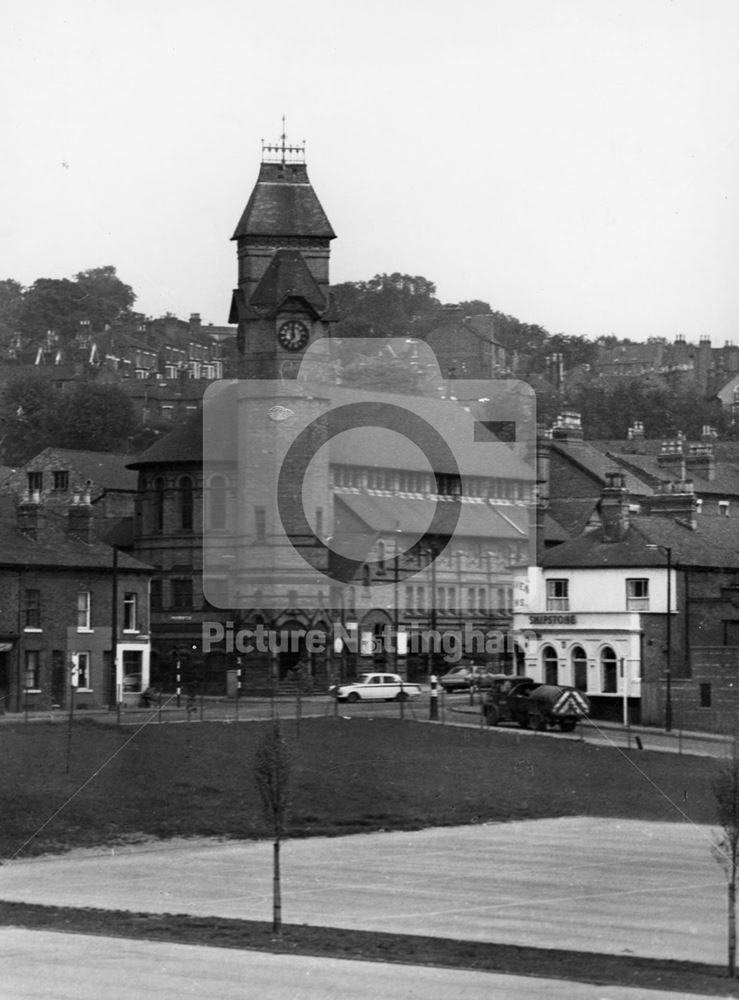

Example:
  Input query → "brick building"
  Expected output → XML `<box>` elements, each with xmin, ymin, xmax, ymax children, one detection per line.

<box><xmin>0</xmin><ymin>495</ymin><xmax>151</xmax><ymax>713</ymax></box>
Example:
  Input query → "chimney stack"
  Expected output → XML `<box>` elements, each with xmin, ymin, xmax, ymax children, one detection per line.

<box><xmin>626</xmin><ymin>420</ymin><xmax>645</xmax><ymax>454</ymax></box>
<box><xmin>601</xmin><ymin>471</ymin><xmax>630</xmax><ymax>542</ymax></box>
<box><xmin>551</xmin><ymin>409</ymin><xmax>584</xmax><ymax>444</ymax></box>
<box><xmin>656</xmin><ymin>435</ymin><xmax>686</xmax><ymax>480</ymax></box>
<box><xmin>68</xmin><ymin>494</ymin><xmax>94</xmax><ymax>543</ymax></box>
<box><xmin>16</xmin><ymin>491</ymin><xmax>41</xmax><ymax>538</ymax></box>
<box><xmin>686</xmin><ymin>442</ymin><xmax>716</xmax><ymax>481</ymax></box>
<box><xmin>647</xmin><ymin>479</ymin><xmax>698</xmax><ymax>529</ymax></box>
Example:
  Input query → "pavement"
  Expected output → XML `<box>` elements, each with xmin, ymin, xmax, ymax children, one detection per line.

<box><xmin>0</xmin><ymin>927</ymin><xmax>720</xmax><ymax>1000</ymax></box>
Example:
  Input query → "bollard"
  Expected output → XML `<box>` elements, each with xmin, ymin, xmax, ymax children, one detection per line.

<box><xmin>429</xmin><ymin>674</ymin><xmax>439</xmax><ymax>721</ymax></box>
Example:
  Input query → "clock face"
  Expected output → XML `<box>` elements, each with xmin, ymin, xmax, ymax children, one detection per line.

<box><xmin>277</xmin><ymin>320</ymin><xmax>309</xmax><ymax>352</ymax></box>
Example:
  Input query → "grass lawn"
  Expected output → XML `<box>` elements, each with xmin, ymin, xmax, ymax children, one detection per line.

<box><xmin>1</xmin><ymin>715</ymin><xmax>721</xmax><ymax>860</ymax></box>
<box><xmin>1</xmin><ymin>716</ymin><xmax>733</xmax><ymax>992</ymax></box>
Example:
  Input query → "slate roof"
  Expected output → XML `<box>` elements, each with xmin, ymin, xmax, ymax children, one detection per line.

<box><xmin>232</xmin><ymin>162</ymin><xmax>336</xmax><ymax>240</ymax></box>
<box><xmin>605</xmin><ymin>450</ymin><xmax>739</xmax><ymax>498</ymax></box>
<box><xmin>20</xmin><ymin>449</ymin><xmax>139</xmax><ymax>491</ymax></box>
<box><xmin>126</xmin><ymin>413</ymin><xmax>203</xmax><ymax>468</ymax></box>
<box><xmin>551</xmin><ymin>440</ymin><xmax>654</xmax><ymax>495</ymax></box>
<box><xmin>0</xmin><ymin>497</ymin><xmax>150</xmax><ymax>571</ymax></box>
<box><xmin>547</xmin><ymin>498</ymin><xmax>599</xmax><ymax>537</ymax></box>
<box><xmin>249</xmin><ymin>250</ymin><xmax>329</xmax><ymax>316</ymax></box>
<box><xmin>541</xmin><ymin>512</ymin><xmax>739</xmax><ymax>570</ymax></box>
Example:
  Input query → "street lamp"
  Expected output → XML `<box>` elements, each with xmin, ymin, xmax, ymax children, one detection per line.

<box><xmin>647</xmin><ymin>543</ymin><xmax>673</xmax><ymax>732</ymax></box>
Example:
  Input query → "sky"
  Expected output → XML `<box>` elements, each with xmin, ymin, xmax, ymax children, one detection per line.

<box><xmin>2</xmin><ymin>0</ymin><xmax>739</xmax><ymax>343</ymax></box>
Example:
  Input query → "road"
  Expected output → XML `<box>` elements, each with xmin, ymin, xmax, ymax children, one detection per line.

<box><xmin>0</xmin><ymin>927</ymin><xmax>718</xmax><ymax>1000</ymax></box>
<box><xmin>0</xmin><ymin>818</ymin><xmax>728</xmax><ymax>965</ymax></box>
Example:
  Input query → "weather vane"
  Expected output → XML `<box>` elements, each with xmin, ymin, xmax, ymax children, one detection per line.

<box><xmin>261</xmin><ymin>116</ymin><xmax>306</xmax><ymax>164</ymax></box>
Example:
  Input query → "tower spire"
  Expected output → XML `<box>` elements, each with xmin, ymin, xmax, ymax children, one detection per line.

<box><xmin>261</xmin><ymin>117</ymin><xmax>305</xmax><ymax>165</ymax></box>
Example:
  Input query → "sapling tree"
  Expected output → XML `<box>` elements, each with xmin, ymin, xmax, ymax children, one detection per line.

<box><xmin>253</xmin><ymin>720</ymin><xmax>293</xmax><ymax>936</ymax></box>
<box><xmin>713</xmin><ymin>740</ymin><xmax>739</xmax><ymax>977</ymax></box>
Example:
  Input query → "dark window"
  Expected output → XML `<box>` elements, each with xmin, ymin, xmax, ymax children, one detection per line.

<box><xmin>27</xmin><ymin>471</ymin><xmax>42</xmax><ymax>493</ymax></box>
<box><xmin>542</xmin><ymin>645</ymin><xmax>558</xmax><ymax>685</ymax></box>
<box><xmin>23</xmin><ymin>589</ymin><xmax>41</xmax><ymax>629</ymax></box>
<box><xmin>52</xmin><ymin>470</ymin><xmax>69</xmax><ymax>491</ymax></box>
<box><xmin>700</xmin><ymin>683</ymin><xmax>712</xmax><ymax>708</ymax></box>
<box><xmin>123</xmin><ymin>593</ymin><xmax>138</xmax><ymax>631</ymax></box>
<box><xmin>179</xmin><ymin>476</ymin><xmax>193</xmax><ymax>531</ymax></box>
<box><xmin>546</xmin><ymin>579</ymin><xmax>569</xmax><ymax>611</ymax></box>
<box><xmin>153</xmin><ymin>477</ymin><xmax>165</xmax><ymax>532</ymax></box>
<box><xmin>150</xmin><ymin>578</ymin><xmax>163</xmax><ymax>610</ymax></box>
<box><xmin>601</xmin><ymin>646</ymin><xmax>618</xmax><ymax>693</ymax></box>
<box><xmin>24</xmin><ymin>650</ymin><xmax>40</xmax><ymax>689</ymax></box>
<box><xmin>171</xmin><ymin>578</ymin><xmax>193</xmax><ymax>609</ymax></box>
<box><xmin>572</xmin><ymin>645</ymin><xmax>588</xmax><ymax>692</ymax></box>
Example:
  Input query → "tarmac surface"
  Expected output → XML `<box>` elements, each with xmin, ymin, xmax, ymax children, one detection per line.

<box><xmin>0</xmin><ymin>817</ymin><xmax>728</xmax><ymax>965</ymax></box>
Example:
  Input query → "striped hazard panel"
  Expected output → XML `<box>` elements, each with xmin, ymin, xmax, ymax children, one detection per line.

<box><xmin>552</xmin><ymin>689</ymin><xmax>589</xmax><ymax>717</ymax></box>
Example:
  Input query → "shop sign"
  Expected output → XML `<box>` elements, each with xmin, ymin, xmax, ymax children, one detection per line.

<box><xmin>528</xmin><ymin>614</ymin><xmax>577</xmax><ymax>626</ymax></box>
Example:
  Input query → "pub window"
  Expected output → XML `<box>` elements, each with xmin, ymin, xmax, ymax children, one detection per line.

<box><xmin>572</xmin><ymin>645</ymin><xmax>588</xmax><ymax>692</ymax></box>
<box><xmin>542</xmin><ymin>645</ymin><xmax>558</xmax><ymax>685</ymax></box>
<box><xmin>546</xmin><ymin>579</ymin><xmax>569</xmax><ymax>612</ymax></box>
<box><xmin>601</xmin><ymin>646</ymin><xmax>618</xmax><ymax>693</ymax></box>
<box><xmin>626</xmin><ymin>578</ymin><xmax>650</xmax><ymax>612</ymax></box>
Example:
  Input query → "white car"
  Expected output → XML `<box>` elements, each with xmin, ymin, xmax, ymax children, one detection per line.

<box><xmin>330</xmin><ymin>672</ymin><xmax>423</xmax><ymax>703</ymax></box>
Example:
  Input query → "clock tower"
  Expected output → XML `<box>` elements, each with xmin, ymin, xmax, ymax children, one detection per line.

<box><xmin>229</xmin><ymin>128</ymin><xmax>339</xmax><ymax>379</ymax></box>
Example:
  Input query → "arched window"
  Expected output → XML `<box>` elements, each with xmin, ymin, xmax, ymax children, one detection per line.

<box><xmin>208</xmin><ymin>475</ymin><xmax>227</xmax><ymax>530</ymax></box>
<box><xmin>542</xmin><ymin>645</ymin><xmax>558</xmax><ymax>685</ymax></box>
<box><xmin>178</xmin><ymin>476</ymin><xmax>193</xmax><ymax>531</ymax></box>
<box><xmin>571</xmin><ymin>645</ymin><xmax>588</xmax><ymax>692</ymax></box>
<box><xmin>601</xmin><ymin>646</ymin><xmax>618</xmax><ymax>693</ymax></box>
<box><xmin>153</xmin><ymin>477</ymin><xmax>165</xmax><ymax>533</ymax></box>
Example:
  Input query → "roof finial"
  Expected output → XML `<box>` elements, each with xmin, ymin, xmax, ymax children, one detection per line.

<box><xmin>261</xmin><ymin>118</ymin><xmax>306</xmax><ymax>165</ymax></box>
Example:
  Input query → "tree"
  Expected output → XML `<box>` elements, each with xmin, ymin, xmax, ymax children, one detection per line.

<box><xmin>74</xmin><ymin>266</ymin><xmax>136</xmax><ymax>332</ymax></box>
<box><xmin>57</xmin><ymin>383</ymin><xmax>136</xmax><ymax>451</ymax></box>
<box><xmin>0</xmin><ymin>373</ymin><xmax>137</xmax><ymax>463</ymax></box>
<box><xmin>0</xmin><ymin>371</ymin><xmax>60</xmax><ymax>464</ymax></box>
<box><xmin>0</xmin><ymin>279</ymin><xmax>24</xmax><ymax>344</ymax></box>
<box><xmin>16</xmin><ymin>266</ymin><xmax>135</xmax><ymax>339</ymax></box>
<box><xmin>713</xmin><ymin>743</ymin><xmax>739</xmax><ymax>977</ymax></box>
<box><xmin>254</xmin><ymin>720</ymin><xmax>293</xmax><ymax>936</ymax></box>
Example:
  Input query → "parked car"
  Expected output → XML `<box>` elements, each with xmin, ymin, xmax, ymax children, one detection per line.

<box><xmin>330</xmin><ymin>673</ymin><xmax>423</xmax><ymax>703</ymax></box>
<box><xmin>438</xmin><ymin>662</ymin><xmax>497</xmax><ymax>692</ymax></box>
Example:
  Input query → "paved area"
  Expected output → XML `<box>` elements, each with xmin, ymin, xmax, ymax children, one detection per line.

<box><xmin>0</xmin><ymin>928</ymin><xmax>728</xmax><ymax>1000</ymax></box>
<box><xmin>0</xmin><ymin>818</ymin><xmax>728</xmax><ymax>966</ymax></box>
